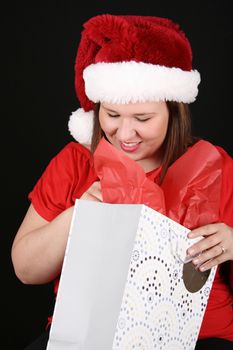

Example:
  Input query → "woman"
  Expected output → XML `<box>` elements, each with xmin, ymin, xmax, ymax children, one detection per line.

<box><xmin>12</xmin><ymin>14</ymin><xmax>233</xmax><ymax>349</ymax></box>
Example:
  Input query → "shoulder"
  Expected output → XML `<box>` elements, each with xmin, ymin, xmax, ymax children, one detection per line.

<box><xmin>214</xmin><ymin>145</ymin><xmax>233</xmax><ymax>165</ymax></box>
<box><xmin>191</xmin><ymin>139</ymin><xmax>233</xmax><ymax>183</ymax></box>
<box><xmin>201</xmin><ymin>140</ymin><xmax>233</xmax><ymax>171</ymax></box>
<box><xmin>211</xmin><ymin>143</ymin><xmax>233</xmax><ymax>225</ymax></box>
<box><xmin>55</xmin><ymin>141</ymin><xmax>91</xmax><ymax>161</ymax></box>
<box><xmin>185</xmin><ymin>140</ymin><xmax>233</xmax><ymax>225</ymax></box>
<box><xmin>34</xmin><ymin>141</ymin><xmax>93</xmax><ymax>188</ymax></box>
<box><xmin>28</xmin><ymin>142</ymin><xmax>94</xmax><ymax>221</ymax></box>
<box><xmin>210</xmin><ymin>143</ymin><xmax>233</xmax><ymax>191</ymax></box>
<box><xmin>188</xmin><ymin>139</ymin><xmax>232</xmax><ymax>165</ymax></box>
<box><xmin>48</xmin><ymin>142</ymin><xmax>92</xmax><ymax>171</ymax></box>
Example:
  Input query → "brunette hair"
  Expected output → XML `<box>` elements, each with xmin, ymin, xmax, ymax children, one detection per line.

<box><xmin>91</xmin><ymin>102</ymin><xmax>197</xmax><ymax>183</ymax></box>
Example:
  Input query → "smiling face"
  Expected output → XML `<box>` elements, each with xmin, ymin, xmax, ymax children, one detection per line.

<box><xmin>99</xmin><ymin>101</ymin><xmax>169</xmax><ymax>172</ymax></box>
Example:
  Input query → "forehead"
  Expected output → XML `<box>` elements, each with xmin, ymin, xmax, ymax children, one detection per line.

<box><xmin>101</xmin><ymin>101</ymin><xmax>167</xmax><ymax>114</ymax></box>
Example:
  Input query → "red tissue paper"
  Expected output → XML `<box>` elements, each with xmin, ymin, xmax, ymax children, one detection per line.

<box><xmin>94</xmin><ymin>138</ymin><xmax>222</xmax><ymax>230</ymax></box>
<box><xmin>94</xmin><ymin>138</ymin><xmax>165</xmax><ymax>214</ymax></box>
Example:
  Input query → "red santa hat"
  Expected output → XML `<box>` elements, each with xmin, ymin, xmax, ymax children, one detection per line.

<box><xmin>68</xmin><ymin>14</ymin><xmax>201</xmax><ymax>144</ymax></box>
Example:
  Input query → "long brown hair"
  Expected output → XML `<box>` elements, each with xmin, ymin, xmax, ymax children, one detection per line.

<box><xmin>90</xmin><ymin>102</ymin><xmax>197</xmax><ymax>183</ymax></box>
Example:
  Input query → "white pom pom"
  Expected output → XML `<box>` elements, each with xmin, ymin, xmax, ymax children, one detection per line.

<box><xmin>68</xmin><ymin>108</ymin><xmax>94</xmax><ymax>145</ymax></box>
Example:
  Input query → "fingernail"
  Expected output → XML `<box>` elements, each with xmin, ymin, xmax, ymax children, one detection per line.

<box><xmin>200</xmin><ymin>266</ymin><xmax>206</xmax><ymax>271</ymax></box>
<box><xmin>193</xmin><ymin>258</ymin><xmax>199</xmax><ymax>264</ymax></box>
<box><xmin>188</xmin><ymin>249</ymin><xmax>194</xmax><ymax>256</ymax></box>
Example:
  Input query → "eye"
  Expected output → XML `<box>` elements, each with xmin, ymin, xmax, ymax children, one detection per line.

<box><xmin>107</xmin><ymin>113</ymin><xmax>120</xmax><ymax>118</ymax></box>
<box><xmin>135</xmin><ymin>117</ymin><xmax>151</xmax><ymax>122</ymax></box>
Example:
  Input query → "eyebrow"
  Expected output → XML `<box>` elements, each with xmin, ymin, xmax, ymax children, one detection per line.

<box><xmin>102</xmin><ymin>105</ymin><xmax>155</xmax><ymax>116</ymax></box>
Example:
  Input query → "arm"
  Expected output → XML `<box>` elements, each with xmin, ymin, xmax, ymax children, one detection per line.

<box><xmin>11</xmin><ymin>181</ymin><xmax>102</xmax><ymax>285</ymax></box>
<box><xmin>11</xmin><ymin>204</ymin><xmax>74</xmax><ymax>285</ymax></box>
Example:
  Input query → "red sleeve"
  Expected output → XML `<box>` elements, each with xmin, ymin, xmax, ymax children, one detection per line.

<box><xmin>217</xmin><ymin>146</ymin><xmax>233</xmax><ymax>226</ymax></box>
<box><xmin>216</xmin><ymin>146</ymin><xmax>233</xmax><ymax>288</ymax></box>
<box><xmin>28</xmin><ymin>142</ymin><xmax>92</xmax><ymax>221</ymax></box>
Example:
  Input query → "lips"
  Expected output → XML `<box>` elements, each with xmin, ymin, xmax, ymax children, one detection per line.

<box><xmin>120</xmin><ymin>141</ymin><xmax>141</xmax><ymax>153</ymax></box>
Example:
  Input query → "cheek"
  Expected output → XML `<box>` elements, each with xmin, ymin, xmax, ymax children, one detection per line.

<box><xmin>158</xmin><ymin>120</ymin><xmax>169</xmax><ymax>139</ymax></box>
<box><xmin>99</xmin><ymin>116</ymin><xmax>116</xmax><ymax>135</ymax></box>
<box><xmin>142</xmin><ymin>120</ymin><xmax>169</xmax><ymax>141</ymax></box>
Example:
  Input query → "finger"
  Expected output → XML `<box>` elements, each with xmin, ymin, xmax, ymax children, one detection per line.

<box><xmin>92</xmin><ymin>181</ymin><xmax>101</xmax><ymax>190</ymax></box>
<box><xmin>188</xmin><ymin>223</ymin><xmax>222</xmax><ymax>238</ymax></box>
<box><xmin>198</xmin><ymin>251</ymin><xmax>227</xmax><ymax>272</ymax></box>
<box><xmin>80</xmin><ymin>181</ymin><xmax>103</xmax><ymax>202</ymax></box>
<box><xmin>90</xmin><ymin>191</ymin><xmax>103</xmax><ymax>201</ymax></box>
<box><xmin>191</xmin><ymin>244</ymin><xmax>224</xmax><ymax>268</ymax></box>
<box><xmin>80</xmin><ymin>182</ymin><xmax>103</xmax><ymax>201</ymax></box>
<box><xmin>80</xmin><ymin>192</ymin><xmax>102</xmax><ymax>202</ymax></box>
<box><xmin>88</xmin><ymin>182</ymin><xmax>103</xmax><ymax>201</ymax></box>
<box><xmin>187</xmin><ymin>234</ymin><xmax>221</xmax><ymax>257</ymax></box>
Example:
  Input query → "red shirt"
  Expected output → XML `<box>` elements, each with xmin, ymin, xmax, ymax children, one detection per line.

<box><xmin>29</xmin><ymin>141</ymin><xmax>233</xmax><ymax>341</ymax></box>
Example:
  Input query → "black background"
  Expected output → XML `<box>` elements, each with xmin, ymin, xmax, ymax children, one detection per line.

<box><xmin>2</xmin><ymin>1</ymin><xmax>233</xmax><ymax>349</ymax></box>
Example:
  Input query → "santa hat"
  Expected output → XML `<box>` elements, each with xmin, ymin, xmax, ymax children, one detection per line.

<box><xmin>68</xmin><ymin>14</ymin><xmax>201</xmax><ymax>144</ymax></box>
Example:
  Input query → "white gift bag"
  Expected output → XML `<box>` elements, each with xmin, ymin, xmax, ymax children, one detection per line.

<box><xmin>47</xmin><ymin>200</ymin><xmax>216</xmax><ymax>350</ymax></box>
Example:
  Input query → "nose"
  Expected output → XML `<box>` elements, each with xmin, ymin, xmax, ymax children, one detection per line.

<box><xmin>116</xmin><ymin>117</ymin><xmax>136</xmax><ymax>141</ymax></box>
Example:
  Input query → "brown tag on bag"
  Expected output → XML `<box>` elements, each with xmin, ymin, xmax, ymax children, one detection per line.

<box><xmin>183</xmin><ymin>262</ymin><xmax>211</xmax><ymax>293</ymax></box>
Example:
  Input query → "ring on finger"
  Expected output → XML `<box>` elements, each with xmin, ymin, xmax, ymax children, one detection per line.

<box><xmin>219</xmin><ymin>245</ymin><xmax>226</xmax><ymax>255</ymax></box>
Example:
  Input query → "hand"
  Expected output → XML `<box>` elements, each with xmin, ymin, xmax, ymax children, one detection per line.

<box><xmin>186</xmin><ymin>223</ymin><xmax>233</xmax><ymax>271</ymax></box>
<box><xmin>80</xmin><ymin>181</ymin><xmax>103</xmax><ymax>202</ymax></box>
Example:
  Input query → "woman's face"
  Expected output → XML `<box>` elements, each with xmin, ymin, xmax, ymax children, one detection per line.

<box><xmin>99</xmin><ymin>101</ymin><xmax>169</xmax><ymax>172</ymax></box>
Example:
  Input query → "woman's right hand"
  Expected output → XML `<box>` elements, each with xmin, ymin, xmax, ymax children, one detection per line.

<box><xmin>80</xmin><ymin>181</ymin><xmax>103</xmax><ymax>202</ymax></box>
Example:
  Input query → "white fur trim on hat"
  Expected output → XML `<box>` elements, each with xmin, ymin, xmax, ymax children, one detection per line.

<box><xmin>84</xmin><ymin>61</ymin><xmax>201</xmax><ymax>104</ymax></box>
<box><xmin>68</xmin><ymin>108</ymin><xmax>94</xmax><ymax>144</ymax></box>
